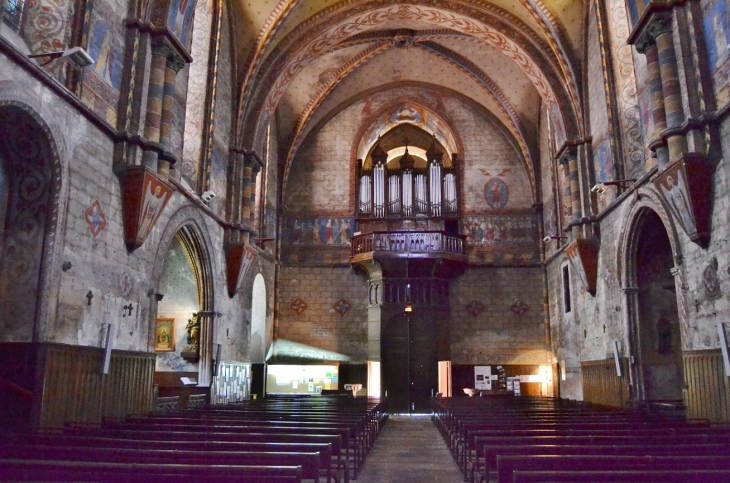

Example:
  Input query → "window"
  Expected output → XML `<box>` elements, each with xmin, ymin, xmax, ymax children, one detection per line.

<box><xmin>562</xmin><ymin>264</ymin><xmax>571</xmax><ymax>313</ymax></box>
<box><xmin>3</xmin><ymin>0</ymin><xmax>24</xmax><ymax>31</ymax></box>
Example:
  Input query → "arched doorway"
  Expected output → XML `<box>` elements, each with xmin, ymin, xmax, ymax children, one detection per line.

<box><xmin>154</xmin><ymin>223</ymin><xmax>214</xmax><ymax>386</ymax></box>
<box><xmin>632</xmin><ymin>209</ymin><xmax>685</xmax><ymax>403</ymax></box>
<box><xmin>250</xmin><ymin>273</ymin><xmax>266</xmax><ymax>363</ymax></box>
<box><xmin>0</xmin><ymin>106</ymin><xmax>55</xmax><ymax>342</ymax></box>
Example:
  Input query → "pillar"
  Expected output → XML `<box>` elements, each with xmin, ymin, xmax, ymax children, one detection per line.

<box><xmin>655</xmin><ymin>27</ymin><xmax>687</xmax><ymax>161</ymax></box>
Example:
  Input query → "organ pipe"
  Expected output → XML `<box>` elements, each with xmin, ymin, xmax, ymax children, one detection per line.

<box><xmin>373</xmin><ymin>162</ymin><xmax>385</xmax><ymax>218</ymax></box>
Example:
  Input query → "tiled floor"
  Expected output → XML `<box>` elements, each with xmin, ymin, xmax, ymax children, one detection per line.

<box><xmin>354</xmin><ymin>415</ymin><xmax>464</xmax><ymax>483</ymax></box>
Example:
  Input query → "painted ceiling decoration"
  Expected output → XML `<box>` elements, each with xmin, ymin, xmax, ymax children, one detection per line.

<box><xmin>233</xmin><ymin>0</ymin><xmax>584</xmax><ymax>203</ymax></box>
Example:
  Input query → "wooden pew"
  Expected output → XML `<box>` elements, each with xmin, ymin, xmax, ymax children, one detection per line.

<box><xmin>8</xmin><ymin>433</ymin><xmax>341</xmax><ymax>483</ymax></box>
<box><xmin>511</xmin><ymin>469</ymin><xmax>730</xmax><ymax>482</ymax></box>
<box><xmin>0</xmin><ymin>459</ymin><xmax>303</xmax><ymax>483</ymax></box>
<box><xmin>497</xmin><ymin>455</ymin><xmax>730</xmax><ymax>483</ymax></box>
<box><xmin>472</xmin><ymin>443</ymin><xmax>730</xmax><ymax>483</ymax></box>
<box><xmin>0</xmin><ymin>445</ymin><xmax>322</xmax><ymax>483</ymax></box>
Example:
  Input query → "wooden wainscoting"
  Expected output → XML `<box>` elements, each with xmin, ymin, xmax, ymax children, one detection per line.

<box><xmin>581</xmin><ymin>358</ymin><xmax>630</xmax><ymax>408</ymax></box>
<box><xmin>683</xmin><ymin>349</ymin><xmax>730</xmax><ymax>422</ymax></box>
<box><xmin>0</xmin><ymin>343</ymin><xmax>155</xmax><ymax>429</ymax></box>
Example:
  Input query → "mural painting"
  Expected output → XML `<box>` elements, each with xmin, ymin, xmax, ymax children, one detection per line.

<box><xmin>82</xmin><ymin>3</ymin><xmax>124</xmax><ymax>124</ymax></box>
<box><xmin>594</xmin><ymin>140</ymin><xmax>613</xmax><ymax>184</ymax></box>
<box><xmin>484</xmin><ymin>178</ymin><xmax>509</xmax><ymax>209</ymax></box>
<box><xmin>462</xmin><ymin>214</ymin><xmax>540</xmax><ymax>266</ymax></box>
<box><xmin>168</xmin><ymin>0</ymin><xmax>197</xmax><ymax>47</ymax></box>
<box><xmin>655</xmin><ymin>163</ymin><xmax>696</xmax><ymax>236</ymax></box>
<box><xmin>358</xmin><ymin>102</ymin><xmax>458</xmax><ymax>161</ymax></box>
<box><xmin>625</xmin><ymin>0</ymin><xmax>650</xmax><ymax>29</ymax></box>
<box><xmin>703</xmin><ymin>0</ymin><xmax>730</xmax><ymax>106</ymax></box>
<box><xmin>549</xmin><ymin>103</ymin><xmax>566</xmax><ymax>149</ymax></box>
<box><xmin>287</xmin><ymin>217</ymin><xmax>353</xmax><ymax>247</ymax></box>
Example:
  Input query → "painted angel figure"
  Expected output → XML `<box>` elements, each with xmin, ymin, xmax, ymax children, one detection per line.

<box><xmin>138</xmin><ymin>180</ymin><xmax>167</xmax><ymax>240</ymax></box>
<box><xmin>661</xmin><ymin>172</ymin><xmax>695</xmax><ymax>234</ymax></box>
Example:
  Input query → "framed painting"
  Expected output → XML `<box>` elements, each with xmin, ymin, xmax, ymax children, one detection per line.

<box><xmin>155</xmin><ymin>318</ymin><xmax>175</xmax><ymax>352</ymax></box>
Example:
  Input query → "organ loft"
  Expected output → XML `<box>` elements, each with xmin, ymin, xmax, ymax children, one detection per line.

<box><xmin>1</xmin><ymin>0</ymin><xmax>730</xmax><ymax>443</ymax></box>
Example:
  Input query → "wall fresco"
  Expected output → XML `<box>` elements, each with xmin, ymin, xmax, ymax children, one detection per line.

<box><xmin>286</xmin><ymin>217</ymin><xmax>354</xmax><ymax>247</ymax></box>
<box><xmin>167</xmin><ymin>0</ymin><xmax>197</xmax><ymax>48</ymax></box>
<box><xmin>462</xmin><ymin>213</ymin><xmax>540</xmax><ymax>266</ymax></box>
<box><xmin>703</xmin><ymin>0</ymin><xmax>730</xmax><ymax>106</ymax></box>
<box><xmin>81</xmin><ymin>1</ymin><xmax>124</xmax><ymax>125</ymax></box>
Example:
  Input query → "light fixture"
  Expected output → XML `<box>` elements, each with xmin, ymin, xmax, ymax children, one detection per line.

<box><xmin>543</xmin><ymin>235</ymin><xmax>567</xmax><ymax>243</ymax></box>
<box><xmin>28</xmin><ymin>46</ymin><xmax>94</xmax><ymax>68</ymax></box>
<box><xmin>591</xmin><ymin>179</ymin><xmax>637</xmax><ymax>194</ymax></box>
<box><xmin>201</xmin><ymin>190</ymin><xmax>217</xmax><ymax>203</ymax></box>
<box><xmin>404</xmin><ymin>305</ymin><xmax>413</xmax><ymax>313</ymax></box>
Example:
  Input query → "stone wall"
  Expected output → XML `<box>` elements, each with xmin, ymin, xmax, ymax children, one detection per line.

<box><xmin>451</xmin><ymin>267</ymin><xmax>548</xmax><ymax>366</ymax></box>
<box><xmin>276</xmin><ymin>267</ymin><xmax>368</xmax><ymax>362</ymax></box>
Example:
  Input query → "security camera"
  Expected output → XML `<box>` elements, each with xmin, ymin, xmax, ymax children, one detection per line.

<box><xmin>202</xmin><ymin>190</ymin><xmax>217</xmax><ymax>203</ymax></box>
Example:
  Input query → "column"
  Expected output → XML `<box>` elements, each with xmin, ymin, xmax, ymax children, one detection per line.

<box><xmin>141</xmin><ymin>49</ymin><xmax>167</xmax><ymax>171</ymax></box>
<box><xmin>643</xmin><ymin>43</ymin><xmax>670</xmax><ymax>168</ymax></box>
<box><xmin>558</xmin><ymin>145</ymin><xmax>581</xmax><ymax>240</ymax></box>
<box><xmin>158</xmin><ymin>54</ymin><xmax>186</xmax><ymax>179</ymax></box>
<box><xmin>655</xmin><ymin>26</ymin><xmax>687</xmax><ymax>162</ymax></box>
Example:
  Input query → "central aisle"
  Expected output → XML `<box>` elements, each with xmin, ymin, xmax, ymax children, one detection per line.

<box><xmin>354</xmin><ymin>415</ymin><xmax>464</xmax><ymax>483</ymax></box>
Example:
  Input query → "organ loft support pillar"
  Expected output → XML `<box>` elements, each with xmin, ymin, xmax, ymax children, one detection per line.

<box><xmin>351</xmin><ymin>233</ymin><xmax>466</xmax><ymax>412</ymax></box>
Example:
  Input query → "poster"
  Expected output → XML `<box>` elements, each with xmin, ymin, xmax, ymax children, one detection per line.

<box><xmin>474</xmin><ymin>366</ymin><xmax>492</xmax><ymax>390</ymax></box>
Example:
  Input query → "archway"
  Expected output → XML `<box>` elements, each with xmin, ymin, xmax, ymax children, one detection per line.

<box><xmin>0</xmin><ymin>105</ymin><xmax>55</xmax><ymax>342</ymax></box>
<box><xmin>250</xmin><ymin>273</ymin><xmax>266</xmax><ymax>363</ymax></box>
<box><xmin>632</xmin><ymin>209</ymin><xmax>685</xmax><ymax>403</ymax></box>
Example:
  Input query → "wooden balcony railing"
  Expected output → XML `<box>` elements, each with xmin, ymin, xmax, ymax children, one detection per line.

<box><xmin>351</xmin><ymin>231</ymin><xmax>466</xmax><ymax>258</ymax></box>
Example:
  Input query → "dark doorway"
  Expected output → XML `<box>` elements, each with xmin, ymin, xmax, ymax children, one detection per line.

<box><xmin>634</xmin><ymin>210</ymin><xmax>684</xmax><ymax>402</ymax></box>
<box><xmin>0</xmin><ymin>106</ymin><xmax>54</xmax><ymax>342</ymax></box>
<box><xmin>381</xmin><ymin>309</ymin><xmax>438</xmax><ymax>413</ymax></box>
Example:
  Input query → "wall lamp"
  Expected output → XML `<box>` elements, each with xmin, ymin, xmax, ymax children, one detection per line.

<box><xmin>28</xmin><ymin>46</ymin><xmax>94</xmax><ymax>68</ymax></box>
<box><xmin>591</xmin><ymin>179</ymin><xmax>637</xmax><ymax>194</ymax></box>
<box><xmin>404</xmin><ymin>305</ymin><xmax>413</xmax><ymax>313</ymax></box>
<box><xmin>543</xmin><ymin>235</ymin><xmax>567</xmax><ymax>243</ymax></box>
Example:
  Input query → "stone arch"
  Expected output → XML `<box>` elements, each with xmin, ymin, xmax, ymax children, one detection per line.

<box><xmin>617</xmin><ymin>186</ymin><xmax>688</xmax><ymax>403</ymax></box>
<box><xmin>250</xmin><ymin>273</ymin><xmax>267</xmax><ymax>363</ymax></box>
<box><xmin>0</xmin><ymin>83</ymin><xmax>69</xmax><ymax>342</ymax></box>
<box><xmin>149</xmin><ymin>205</ymin><xmax>215</xmax><ymax>351</ymax></box>
<box><xmin>239</xmin><ymin>0</ymin><xmax>580</xmax><ymax>153</ymax></box>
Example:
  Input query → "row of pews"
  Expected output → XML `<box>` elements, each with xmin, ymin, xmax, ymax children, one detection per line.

<box><xmin>2</xmin><ymin>394</ymin><xmax>388</xmax><ymax>483</ymax></box>
<box><xmin>433</xmin><ymin>395</ymin><xmax>730</xmax><ymax>483</ymax></box>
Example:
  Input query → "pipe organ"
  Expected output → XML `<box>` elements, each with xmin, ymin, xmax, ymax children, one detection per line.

<box><xmin>357</xmin><ymin>143</ymin><xmax>458</xmax><ymax>222</ymax></box>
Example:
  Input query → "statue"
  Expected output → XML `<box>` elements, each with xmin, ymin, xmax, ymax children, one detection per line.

<box><xmin>181</xmin><ymin>313</ymin><xmax>200</xmax><ymax>362</ymax></box>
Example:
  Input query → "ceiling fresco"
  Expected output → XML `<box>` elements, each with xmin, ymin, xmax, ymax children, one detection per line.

<box><xmin>232</xmin><ymin>0</ymin><xmax>584</xmax><ymax>197</ymax></box>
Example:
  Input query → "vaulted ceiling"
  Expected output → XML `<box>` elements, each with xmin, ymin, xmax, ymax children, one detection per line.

<box><xmin>232</xmin><ymin>0</ymin><xmax>585</xmax><ymax>189</ymax></box>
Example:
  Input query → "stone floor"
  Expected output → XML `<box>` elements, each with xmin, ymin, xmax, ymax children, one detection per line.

<box><xmin>354</xmin><ymin>415</ymin><xmax>464</xmax><ymax>483</ymax></box>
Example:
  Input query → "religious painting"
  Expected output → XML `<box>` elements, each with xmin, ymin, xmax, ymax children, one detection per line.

<box><xmin>565</xmin><ymin>239</ymin><xmax>599</xmax><ymax>296</ymax></box>
<box><xmin>389</xmin><ymin>104</ymin><xmax>423</xmax><ymax>124</ymax></box>
<box><xmin>625</xmin><ymin>0</ymin><xmax>650</xmax><ymax>29</ymax></box>
<box><xmin>594</xmin><ymin>140</ymin><xmax>613</xmax><ymax>185</ymax></box>
<box><xmin>549</xmin><ymin>103</ymin><xmax>566</xmax><ymax>149</ymax></box>
<box><xmin>84</xmin><ymin>200</ymin><xmax>107</xmax><ymax>237</ymax></box>
<box><xmin>655</xmin><ymin>163</ymin><xmax>696</xmax><ymax>236</ymax></box>
<box><xmin>155</xmin><ymin>318</ymin><xmax>175</xmax><ymax>352</ymax></box>
<box><xmin>137</xmin><ymin>174</ymin><xmax>174</xmax><ymax>242</ymax></box>
<box><xmin>82</xmin><ymin>4</ymin><xmax>123</xmax><ymax>123</ymax></box>
<box><xmin>703</xmin><ymin>0</ymin><xmax>730</xmax><ymax>105</ymax></box>
<box><xmin>87</xmin><ymin>20</ymin><xmax>122</xmax><ymax>91</ymax></box>
<box><xmin>288</xmin><ymin>217</ymin><xmax>353</xmax><ymax>247</ymax></box>
<box><xmin>167</xmin><ymin>0</ymin><xmax>197</xmax><ymax>47</ymax></box>
<box><xmin>704</xmin><ymin>0</ymin><xmax>730</xmax><ymax>73</ymax></box>
<box><xmin>239</xmin><ymin>244</ymin><xmax>257</xmax><ymax>285</ymax></box>
<box><xmin>484</xmin><ymin>178</ymin><xmax>509</xmax><ymax>209</ymax></box>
